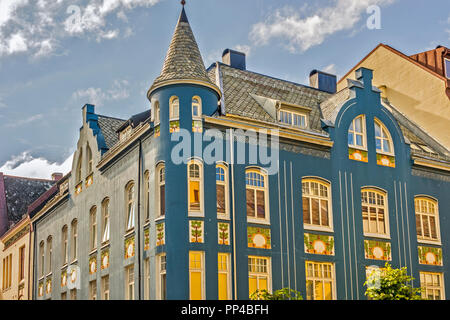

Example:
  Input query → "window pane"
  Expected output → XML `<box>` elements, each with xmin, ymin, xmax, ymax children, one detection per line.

<box><xmin>160</xmin><ymin>185</ymin><xmax>165</xmax><ymax>216</ymax></box>
<box><xmin>217</xmin><ymin>185</ymin><xmax>226</xmax><ymax>214</ymax></box>
<box><xmin>246</xmin><ymin>189</ymin><xmax>255</xmax><ymax>217</ymax></box>
<box><xmin>189</xmin><ymin>181</ymin><xmax>201</xmax><ymax>210</ymax></box>
<box><xmin>429</xmin><ymin>216</ymin><xmax>437</xmax><ymax>239</ymax></box>
<box><xmin>320</xmin><ymin>200</ymin><xmax>329</xmax><ymax>227</ymax></box>
<box><xmin>218</xmin><ymin>273</ymin><xmax>228</xmax><ymax>300</ymax></box>
<box><xmin>190</xmin><ymin>272</ymin><xmax>202</xmax><ymax>300</ymax></box>
<box><xmin>303</xmin><ymin>197</ymin><xmax>311</xmax><ymax>224</ymax></box>
<box><xmin>416</xmin><ymin>214</ymin><xmax>422</xmax><ymax>237</ymax></box>
<box><xmin>256</xmin><ymin>190</ymin><xmax>265</xmax><ymax>219</ymax></box>
<box><xmin>311</xmin><ymin>199</ymin><xmax>320</xmax><ymax>225</ymax></box>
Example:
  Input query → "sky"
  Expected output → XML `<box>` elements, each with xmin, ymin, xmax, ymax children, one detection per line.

<box><xmin>0</xmin><ymin>0</ymin><xmax>449</xmax><ymax>179</ymax></box>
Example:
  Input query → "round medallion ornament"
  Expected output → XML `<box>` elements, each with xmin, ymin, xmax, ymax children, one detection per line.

<box><xmin>313</xmin><ymin>240</ymin><xmax>326</xmax><ymax>254</ymax></box>
<box><xmin>373</xmin><ymin>247</ymin><xmax>384</xmax><ymax>260</ymax></box>
<box><xmin>425</xmin><ymin>252</ymin><xmax>436</xmax><ymax>265</ymax></box>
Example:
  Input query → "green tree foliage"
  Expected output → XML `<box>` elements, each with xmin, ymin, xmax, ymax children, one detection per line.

<box><xmin>250</xmin><ymin>288</ymin><xmax>303</xmax><ymax>300</ymax></box>
<box><xmin>364</xmin><ymin>263</ymin><xmax>423</xmax><ymax>300</ymax></box>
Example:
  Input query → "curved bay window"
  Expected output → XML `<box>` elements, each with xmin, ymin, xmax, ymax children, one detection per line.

<box><xmin>246</xmin><ymin>169</ymin><xmax>269</xmax><ymax>223</ymax></box>
<box><xmin>188</xmin><ymin>160</ymin><xmax>203</xmax><ymax>216</ymax></box>
<box><xmin>302</xmin><ymin>178</ymin><xmax>332</xmax><ymax>231</ymax></box>
<box><xmin>415</xmin><ymin>197</ymin><xmax>440</xmax><ymax>243</ymax></box>
<box><xmin>156</xmin><ymin>163</ymin><xmax>165</xmax><ymax>218</ymax></box>
<box><xmin>361</xmin><ymin>188</ymin><xmax>389</xmax><ymax>237</ymax></box>
<box><xmin>192</xmin><ymin>96</ymin><xmax>202</xmax><ymax>119</ymax></box>
<box><xmin>374</xmin><ymin>119</ymin><xmax>394</xmax><ymax>155</ymax></box>
<box><xmin>125</xmin><ymin>182</ymin><xmax>135</xmax><ymax>231</ymax></box>
<box><xmin>170</xmin><ymin>96</ymin><xmax>180</xmax><ymax>120</ymax></box>
<box><xmin>216</xmin><ymin>164</ymin><xmax>229</xmax><ymax>219</ymax></box>
<box><xmin>348</xmin><ymin>115</ymin><xmax>366</xmax><ymax>149</ymax></box>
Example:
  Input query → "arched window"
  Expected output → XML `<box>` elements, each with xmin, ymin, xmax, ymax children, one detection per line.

<box><xmin>374</xmin><ymin>119</ymin><xmax>394</xmax><ymax>154</ymax></box>
<box><xmin>87</xmin><ymin>144</ymin><xmax>93</xmax><ymax>174</ymax></box>
<box><xmin>76</xmin><ymin>150</ymin><xmax>83</xmax><ymax>183</ymax></box>
<box><xmin>71</xmin><ymin>219</ymin><xmax>78</xmax><ymax>262</ymax></box>
<box><xmin>46</xmin><ymin>236</ymin><xmax>52</xmax><ymax>274</ymax></box>
<box><xmin>169</xmin><ymin>96</ymin><xmax>179</xmax><ymax>120</ymax></box>
<box><xmin>90</xmin><ymin>206</ymin><xmax>97</xmax><ymax>250</ymax></box>
<box><xmin>125</xmin><ymin>182</ymin><xmax>135</xmax><ymax>231</ymax></box>
<box><xmin>415</xmin><ymin>197</ymin><xmax>440</xmax><ymax>243</ymax></box>
<box><xmin>246</xmin><ymin>169</ymin><xmax>269</xmax><ymax>223</ymax></box>
<box><xmin>302</xmin><ymin>178</ymin><xmax>332</xmax><ymax>231</ymax></box>
<box><xmin>348</xmin><ymin>115</ymin><xmax>366</xmax><ymax>149</ymax></box>
<box><xmin>188</xmin><ymin>160</ymin><xmax>203</xmax><ymax>215</ymax></box>
<box><xmin>156</xmin><ymin>164</ymin><xmax>165</xmax><ymax>218</ymax></box>
<box><xmin>39</xmin><ymin>241</ymin><xmax>45</xmax><ymax>277</ymax></box>
<box><xmin>192</xmin><ymin>96</ymin><xmax>202</xmax><ymax>118</ymax></box>
<box><xmin>154</xmin><ymin>101</ymin><xmax>160</xmax><ymax>124</ymax></box>
<box><xmin>101</xmin><ymin>198</ymin><xmax>110</xmax><ymax>243</ymax></box>
<box><xmin>144</xmin><ymin>171</ymin><xmax>150</xmax><ymax>221</ymax></box>
<box><xmin>62</xmin><ymin>225</ymin><xmax>68</xmax><ymax>265</ymax></box>
<box><xmin>361</xmin><ymin>188</ymin><xmax>389</xmax><ymax>237</ymax></box>
<box><xmin>216</xmin><ymin>164</ymin><xmax>229</xmax><ymax>219</ymax></box>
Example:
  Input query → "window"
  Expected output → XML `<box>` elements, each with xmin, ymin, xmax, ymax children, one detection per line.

<box><xmin>125</xmin><ymin>265</ymin><xmax>135</xmax><ymax>300</ymax></box>
<box><xmin>279</xmin><ymin>110</ymin><xmax>307</xmax><ymax>129</ymax></box>
<box><xmin>144</xmin><ymin>171</ymin><xmax>150</xmax><ymax>221</ymax></box>
<box><xmin>70</xmin><ymin>289</ymin><xmax>77</xmax><ymax>300</ymax></box>
<box><xmin>154</xmin><ymin>101</ymin><xmax>161</xmax><ymax>124</ymax></box>
<box><xmin>76</xmin><ymin>150</ymin><xmax>83</xmax><ymax>183</ymax></box>
<box><xmin>218</xmin><ymin>253</ymin><xmax>231</xmax><ymax>300</ymax></box>
<box><xmin>420</xmin><ymin>272</ymin><xmax>445</xmax><ymax>300</ymax></box>
<box><xmin>86</xmin><ymin>144</ymin><xmax>93</xmax><ymax>174</ymax></box>
<box><xmin>170</xmin><ymin>96</ymin><xmax>180</xmax><ymax>120</ymax></box>
<box><xmin>71</xmin><ymin>220</ymin><xmax>78</xmax><ymax>261</ymax></box>
<box><xmin>156</xmin><ymin>164</ymin><xmax>165</xmax><ymax>218</ymax></box>
<box><xmin>101</xmin><ymin>275</ymin><xmax>110</xmax><ymax>300</ymax></box>
<box><xmin>361</xmin><ymin>188</ymin><xmax>389</xmax><ymax>237</ymax></box>
<box><xmin>89</xmin><ymin>280</ymin><xmax>97</xmax><ymax>300</ymax></box>
<box><xmin>62</xmin><ymin>225</ymin><xmax>68</xmax><ymax>265</ymax></box>
<box><xmin>101</xmin><ymin>198</ymin><xmax>110</xmax><ymax>243</ymax></box>
<box><xmin>188</xmin><ymin>160</ymin><xmax>203</xmax><ymax>215</ymax></box>
<box><xmin>374</xmin><ymin>119</ymin><xmax>394</xmax><ymax>154</ymax></box>
<box><xmin>415</xmin><ymin>197</ymin><xmax>440</xmax><ymax>243</ymax></box>
<box><xmin>157</xmin><ymin>254</ymin><xmax>167</xmax><ymax>300</ymax></box>
<box><xmin>90</xmin><ymin>206</ymin><xmax>97</xmax><ymax>250</ymax></box>
<box><xmin>192</xmin><ymin>96</ymin><xmax>202</xmax><ymax>118</ymax></box>
<box><xmin>216</xmin><ymin>164</ymin><xmax>229</xmax><ymax>219</ymax></box>
<box><xmin>305</xmin><ymin>261</ymin><xmax>335</xmax><ymax>300</ymax></box>
<box><xmin>189</xmin><ymin>251</ymin><xmax>205</xmax><ymax>300</ymax></box>
<box><xmin>144</xmin><ymin>258</ymin><xmax>150</xmax><ymax>300</ymax></box>
<box><xmin>2</xmin><ymin>254</ymin><xmax>12</xmax><ymax>290</ymax></box>
<box><xmin>248</xmin><ymin>256</ymin><xmax>271</xmax><ymax>298</ymax></box>
<box><xmin>46</xmin><ymin>236</ymin><xmax>52</xmax><ymax>274</ymax></box>
<box><xmin>348</xmin><ymin>115</ymin><xmax>366</xmax><ymax>149</ymax></box>
<box><xmin>302</xmin><ymin>178</ymin><xmax>332</xmax><ymax>231</ymax></box>
<box><xmin>246</xmin><ymin>169</ymin><xmax>269</xmax><ymax>223</ymax></box>
<box><xmin>125</xmin><ymin>182</ymin><xmax>135</xmax><ymax>231</ymax></box>
<box><xmin>19</xmin><ymin>245</ymin><xmax>25</xmax><ymax>282</ymax></box>
<box><xmin>39</xmin><ymin>241</ymin><xmax>44</xmax><ymax>277</ymax></box>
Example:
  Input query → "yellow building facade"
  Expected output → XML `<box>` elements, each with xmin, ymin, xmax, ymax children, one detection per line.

<box><xmin>338</xmin><ymin>44</ymin><xmax>450</xmax><ymax>151</ymax></box>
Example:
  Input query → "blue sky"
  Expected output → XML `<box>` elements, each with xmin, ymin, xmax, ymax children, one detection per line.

<box><xmin>0</xmin><ymin>0</ymin><xmax>449</xmax><ymax>178</ymax></box>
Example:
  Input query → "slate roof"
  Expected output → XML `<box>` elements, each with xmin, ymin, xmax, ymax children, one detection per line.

<box><xmin>149</xmin><ymin>7</ymin><xmax>214</xmax><ymax>94</ymax></box>
<box><xmin>116</xmin><ymin>110</ymin><xmax>151</xmax><ymax>133</ymax></box>
<box><xmin>97</xmin><ymin>115</ymin><xmax>127</xmax><ymax>149</ymax></box>
<box><xmin>2</xmin><ymin>175</ymin><xmax>54</xmax><ymax>225</ymax></box>
<box><xmin>208</xmin><ymin>63</ymin><xmax>332</xmax><ymax>134</ymax></box>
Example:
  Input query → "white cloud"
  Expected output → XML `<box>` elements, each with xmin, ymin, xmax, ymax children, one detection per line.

<box><xmin>72</xmin><ymin>79</ymin><xmax>130</xmax><ymax>106</ymax></box>
<box><xmin>6</xmin><ymin>114</ymin><xmax>43</xmax><ymax>128</ymax></box>
<box><xmin>323</xmin><ymin>63</ymin><xmax>337</xmax><ymax>75</ymax></box>
<box><xmin>250</xmin><ymin>0</ymin><xmax>395</xmax><ymax>53</ymax></box>
<box><xmin>0</xmin><ymin>151</ymin><xmax>73</xmax><ymax>179</ymax></box>
<box><xmin>234</xmin><ymin>44</ymin><xmax>252</xmax><ymax>57</ymax></box>
<box><xmin>0</xmin><ymin>0</ymin><xmax>161</xmax><ymax>58</ymax></box>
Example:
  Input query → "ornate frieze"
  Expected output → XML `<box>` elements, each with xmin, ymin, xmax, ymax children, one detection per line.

<box><xmin>418</xmin><ymin>246</ymin><xmax>443</xmax><ymax>266</ymax></box>
<box><xmin>247</xmin><ymin>226</ymin><xmax>271</xmax><ymax>249</ymax></box>
<box><xmin>189</xmin><ymin>220</ymin><xmax>204</xmax><ymax>243</ymax></box>
<box><xmin>364</xmin><ymin>240</ymin><xmax>391</xmax><ymax>261</ymax></box>
<box><xmin>218</xmin><ymin>222</ymin><xmax>230</xmax><ymax>245</ymax></box>
<box><xmin>304</xmin><ymin>233</ymin><xmax>335</xmax><ymax>256</ymax></box>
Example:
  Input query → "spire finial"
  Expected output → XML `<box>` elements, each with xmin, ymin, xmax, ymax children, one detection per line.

<box><xmin>181</xmin><ymin>0</ymin><xmax>186</xmax><ymax>6</ymax></box>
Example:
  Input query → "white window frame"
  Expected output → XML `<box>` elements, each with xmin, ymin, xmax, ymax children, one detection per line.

<box><xmin>169</xmin><ymin>96</ymin><xmax>180</xmax><ymax>121</ymax></box>
<box><xmin>216</xmin><ymin>163</ymin><xmax>230</xmax><ymax>220</ymax></box>
<box><xmin>71</xmin><ymin>219</ymin><xmax>78</xmax><ymax>262</ymax></box>
<box><xmin>125</xmin><ymin>182</ymin><xmax>135</xmax><ymax>232</ymax></box>
<box><xmin>101</xmin><ymin>275</ymin><xmax>110</xmax><ymax>300</ymax></box>
<box><xmin>156</xmin><ymin>163</ymin><xmax>165</xmax><ymax>220</ymax></box>
<box><xmin>302</xmin><ymin>178</ymin><xmax>333</xmax><ymax>232</ymax></box>
<box><xmin>101</xmin><ymin>198</ymin><xmax>110</xmax><ymax>244</ymax></box>
<box><xmin>157</xmin><ymin>253</ymin><xmax>166</xmax><ymax>300</ymax></box>
<box><xmin>144</xmin><ymin>171</ymin><xmax>150</xmax><ymax>222</ymax></box>
<box><xmin>192</xmin><ymin>96</ymin><xmax>202</xmax><ymax>119</ymax></box>
<box><xmin>89</xmin><ymin>280</ymin><xmax>97</xmax><ymax>300</ymax></box>
<box><xmin>62</xmin><ymin>225</ymin><xmax>68</xmax><ymax>265</ymax></box>
<box><xmin>39</xmin><ymin>241</ymin><xmax>44</xmax><ymax>278</ymax></box>
<box><xmin>278</xmin><ymin>109</ymin><xmax>308</xmax><ymax>129</ymax></box>
<box><xmin>144</xmin><ymin>258</ymin><xmax>150</xmax><ymax>300</ymax></box>
<box><xmin>420</xmin><ymin>271</ymin><xmax>445</xmax><ymax>300</ymax></box>
<box><xmin>189</xmin><ymin>251</ymin><xmax>205</xmax><ymax>300</ymax></box>
<box><xmin>188</xmin><ymin>159</ymin><xmax>204</xmax><ymax>217</ymax></box>
<box><xmin>218</xmin><ymin>253</ymin><xmax>231</xmax><ymax>300</ymax></box>
<box><xmin>374</xmin><ymin>118</ymin><xmax>394</xmax><ymax>156</ymax></box>
<box><xmin>245</xmin><ymin>169</ymin><xmax>270</xmax><ymax>225</ymax></box>
<box><xmin>248</xmin><ymin>256</ymin><xmax>272</xmax><ymax>298</ymax></box>
<box><xmin>154</xmin><ymin>101</ymin><xmax>161</xmax><ymax>125</ymax></box>
<box><xmin>125</xmin><ymin>264</ymin><xmax>135</xmax><ymax>300</ymax></box>
<box><xmin>46</xmin><ymin>236</ymin><xmax>52</xmax><ymax>275</ymax></box>
<box><xmin>415</xmin><ymin>196</ymin><xmax>441</xmax><ymax>245</ymax></box>
<box><xmin>305</xmin><ymin>261</ymin><xmax>336</xmax><ymax>300</ymax></box>
<box><xmin>90</xmin><ymin>206</ymin><xmax>97</xmax><ymax>251</ymax></box>
<box><xmin>348</xmin><ymin>115</ymin><xmax>367</xmax><ymax>150</ymax></box>
<box><xmin>361</xmin><ymin>188</ymin><xmax>390</xmax><ymax>239</ymax></box>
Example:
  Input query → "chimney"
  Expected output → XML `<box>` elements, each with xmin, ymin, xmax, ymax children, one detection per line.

<box><xmin>309</xmin><ymin>70</ymin><xmax>337</xmax><ymax>94</ymax></box>
<box><xmin>222</xmin><ymin>49</ymin><xmax>246</xmax><ymax>70</ymax></box>
<box><xmin>52</xmin><ymin>173</ymin><xmax>63</xmax><ymax>181</ymax></box>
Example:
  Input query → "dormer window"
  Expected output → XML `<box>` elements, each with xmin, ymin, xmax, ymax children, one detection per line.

<box><xmin>120</xmin><ymin>126</ymin><xmax>133</xmax><ymax>141</ymax></box>
<box><xmin>278</xmin><ymin>110</ymin><xmax>308</xmax><ymax>129</ymax></box>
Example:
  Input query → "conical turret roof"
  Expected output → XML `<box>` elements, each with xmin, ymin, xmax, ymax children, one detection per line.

<box><xmin>148</xmin><ymin>6</ymin><xmax>220</xmax><ymax>97</ymax></box>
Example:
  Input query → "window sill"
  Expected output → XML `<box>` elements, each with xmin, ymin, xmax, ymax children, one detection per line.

<box><xmin>143</xmin><ymin>220</ymin><xmax>151</xmax><ymax>228</ymax></box>
<box><xmin>124</xmin><ymin>229</ymin><xmax>135</xmax><ymax>238</ymax></box>
<box><xmin>364</xmin><ymin>233</ymin><xmax>391</xmax><ymax>240</ymax></box>
<box><xmin>247</xmin><ymin>218</ymin><xmax>270</xmax><ymax>226</ymax></box>
<box><xmin>89</xmin><ymin>248</ymin><xmax>98</xmax><ymax>256</ymax></box>
<box><xmin>304</xmin><ymin>225</ymin><xmax>334</xmax><ymax>233</ymax></box>
<box><xmin>349</xmin><ymin>145</ymin><xmax>367</xmax><ymax>152</ymax></box>
<box><xmin>376</xmin><ymin>151</ymin><xmax>395</xmax><ymax>157</ymax></box>
<box><xmin>46</xmin><ymin>272</ymin><xmax>52</xmax><ymax>278</ymax></box>
<box><xmin>61</xmin><ymin>263</ymin><xmax>68</xmax><ymax>270</ymax></box>
<box><xmin>101</xmin><ymin>241</ymin><xmax>110</xmax><ymax>249</ymax></box>
<box><xmin>70</xmin><ymin>259</ymin><xmax>78</xmax><ymax>265</ymax></box>
<box><xmin>188</xmin><ymin>211</ymin><xmax>204</xmax><ymax>218</ymax></box>
<box><xmin>417</xmin><ymin>239</ymin><xmax>442</xmax><ymax>246</ymax></box>
<box><xmin>155</xmin><ymin>216</ymin><xmax>165</xmax><ymax>223</ymax></box>
<box><xmin>217</xmin><ymin>215</ymin><xmax>230</xmax><ymax>221</ymax></box>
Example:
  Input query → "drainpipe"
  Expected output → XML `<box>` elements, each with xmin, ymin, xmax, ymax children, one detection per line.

<box><xmin>27</xmin><ymin>221</ymin><xmax>32</xmax><ymax>300</ymax></box>
<box><xmin>229</xmin><ymin>130</ymin><xmax>237</xmax><ymax>300</ymax></box>
<box><xmin>137</xmin><ymin>139</ymin><xmax>143</xmax><ymax>300</ymax></box>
